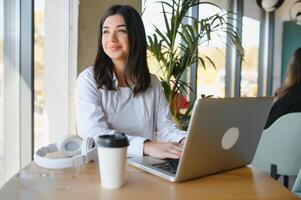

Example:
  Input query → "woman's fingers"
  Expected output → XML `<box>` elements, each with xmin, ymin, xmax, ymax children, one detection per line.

<box><xmin>165</xmin><ymin>148</ymin><xmax>181</xmax><ymax>157</ymax></box>
<box><xmin>171</xmin><ymin>143</ymin><xmax>183</xmax><ymax>152</ymax></box>
<box><xmin>163</xmin><ymin>143</ymin><xmax>182</xmax><ymax>158</ymax></box>
<box><xmin>143</xmin><ymin>141</ymin><xmax>184</xmax><ymax>159</ymax></box>
<box><xmin>163</xmin><ymin>151</ymin><xmax>180</xmax><ymax>159</ymax></box>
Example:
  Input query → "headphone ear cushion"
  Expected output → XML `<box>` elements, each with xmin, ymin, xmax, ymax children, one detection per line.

<box><xmin>81</xmin><ymin>137</ymin><xmax>95</xmax><ymax>155</ymax></box>
<box><xmin>57</xmin><ymin>135</ymin><xmax>83</xmax><ymax>157</ymax></box>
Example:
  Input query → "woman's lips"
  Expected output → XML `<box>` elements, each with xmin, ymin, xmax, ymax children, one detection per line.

<box><xmin>108</xmin><ymin>46</ymin><xmax>121</xmax><ymax>51</ymax></box>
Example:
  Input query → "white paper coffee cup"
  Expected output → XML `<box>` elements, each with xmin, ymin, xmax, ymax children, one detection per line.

<box><xmin>97</xmin><ymin>133</ymin><xmax>129</xmax><ymax>189</ymax></box>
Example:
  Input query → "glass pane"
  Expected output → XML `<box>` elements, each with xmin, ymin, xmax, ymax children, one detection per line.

<box><xmin>142</xmin><ymin>0</ymin><xmax>176</xmax><ymax>78</ymax></box>
<box><xmin>34</xmin><ymin>0</ymin><xmax>46</xmax><ymax>151</ymax></box>
<box><xmin>0</xmin><ymin>0</ymin><xmax>4</xmax><ymax>186</ymax></box>
<box><xmin>240</xmin><ymin>16</ymin><xmax>260</xmax><ymax>97</ymax></box>
<box><xmin>197</xmin><ymin>4</ymin><xmax>226</xmax><ymax>98</ymax></box>
<box><xmin>142</xmin><ymin>0</ymin><xmax>162</xmax><ymax>76</ymax></box>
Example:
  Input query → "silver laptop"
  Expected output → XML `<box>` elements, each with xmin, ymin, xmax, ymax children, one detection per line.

<box><xmin>127</xmin><ymin>97</ymin><xmax>273</xmax><ymax>182</ymax></box>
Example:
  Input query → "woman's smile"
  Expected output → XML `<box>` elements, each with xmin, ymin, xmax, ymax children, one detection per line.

<box><xmin>108</xmin><ymin>45</ymin><xmax>122</xmax><ymax>51</ymax></box>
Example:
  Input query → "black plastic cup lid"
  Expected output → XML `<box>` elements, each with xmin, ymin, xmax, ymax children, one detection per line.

<box><xmin>97</xmin><ymin>132</ymin><xmax>129</xmax><ymax>148</ymax></box>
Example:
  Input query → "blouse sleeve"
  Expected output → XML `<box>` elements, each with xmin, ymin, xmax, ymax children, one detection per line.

<box><xmin>75</xmin><ymin>69</ymin><xmax>148</xmax><ymax>156</ymax></box>
<box><xmin>153</xmin><ymin>76</ymin><xmax>187</xmax><ymax>142</ymax></box>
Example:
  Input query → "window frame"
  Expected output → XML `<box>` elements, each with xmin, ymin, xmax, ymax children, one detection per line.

<box><xmin>2</xmin><ymin>0</ymin><xmax>33</xmax><ymax>186</ymax></box>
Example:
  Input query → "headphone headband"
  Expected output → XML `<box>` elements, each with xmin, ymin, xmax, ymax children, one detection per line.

<box><xmin>34</xmin><ymin>136</ymin><xmax>97</xmax><ymax>169</ymax></box>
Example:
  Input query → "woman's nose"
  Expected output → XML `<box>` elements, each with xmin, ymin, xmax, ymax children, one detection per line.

<box><xmin>109</xmin><ymin>32</ymin><xmax>117</xmax><ymax>42</ymax></box>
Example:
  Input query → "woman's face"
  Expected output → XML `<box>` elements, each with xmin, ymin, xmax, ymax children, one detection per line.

<box><xmin>102</xmin><ymin>14</ymin><xmax>129</xmax><ymax>63</ymax></box>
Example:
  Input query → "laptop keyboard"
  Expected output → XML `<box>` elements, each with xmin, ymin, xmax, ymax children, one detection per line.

<box><xmin>151</xmin><ymin>159</ymin><xmax>179</xmax><ymax>174</ymax></box>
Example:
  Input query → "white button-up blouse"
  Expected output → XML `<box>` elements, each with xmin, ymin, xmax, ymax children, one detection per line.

<box><xmin>75</xmin><ymin>66</ymin><xmax>187</xmax><ymax>156</ymax></box>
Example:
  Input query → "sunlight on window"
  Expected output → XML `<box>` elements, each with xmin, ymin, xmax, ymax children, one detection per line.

<box><xmin>34</xmin><ymin>0</ymin><xmax>46</xmax><ymax>151</ymax></box>
<box><xmin>0</xmin><ymin>0</ymin><xmax>4</xmax><ymax>187</ymax></box>
<box><xmin>143</xmin><ymin>1</ymin><xmax>227</xmax><ymax>98</ymax></box>
<box><xmin>197</xmin><ymin>4</ymin><xmax>226</xmax><ymax>98</ymax></box>
<box><xmin>142</xmin><ymin>0</ymin><xmax>171</xmax><ymax>37</ymax></box>
<box><xmin>240</xmin><ymin>17</ymin><xmax>260</xmax><ymax>97</ymax></box>
<box><xmin>142</xmin><ymin>0</ymin><xmax>180</xmax><ymax>79</ymax></box>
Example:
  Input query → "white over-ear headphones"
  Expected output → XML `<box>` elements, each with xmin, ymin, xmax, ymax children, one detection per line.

<box><xmin>34</xmin><ymin>135</ymin><xmax>97</xmax><ymax>169</ymax></box>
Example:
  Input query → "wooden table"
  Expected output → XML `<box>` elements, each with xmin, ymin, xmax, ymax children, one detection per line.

<box><xmin>0</xmin><ymin>162</ymin><xmax>298</xmax><ymax>200</ymax></box>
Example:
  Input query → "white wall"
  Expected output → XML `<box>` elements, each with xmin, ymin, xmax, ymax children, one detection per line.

<box><xmin>244</xmin><ymin>0</ymin><xmax>261</xmax><ymax>20</ymax></box>
<box><xmin>201</xmin><ymin>0</ymin><xmax>231</xmax><ymax>11</ymax></box>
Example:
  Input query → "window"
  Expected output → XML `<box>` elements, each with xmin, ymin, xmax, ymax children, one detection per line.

<box><xmin>197</xmin><ymin>4</ymin><xmax>227</xmax><ymax>98</ymax></box>
<box><xmin>0</xmin><ymin>0</ymin><xmax>4</xmax><ymax>186</ymax></box>
<box><xmin>240</xmin><ymin>17</ymin><xmax>260</xmax><ymax>97</ymax></box>
<box><xmin>142</xmin><ymin>0</ymin><xmax>173</xmax><ymax>78</ymax></box>
<box><xmin>142</xmin><ymin>1</ymin><xmax>231</xmax><ymax>98</ymax></box>
<box><xmin>240</xmin><ymin>0</ymin><xmax>262</xmax><ymax>97</ymax></box>
<box><xmin>1</xmin><ymin>0</ymin><xmax>22</xmax><ymax>186</ymax></box>
<box><xmin>34</xmin><ymin>0</ymin><xmax>46</xmax><ymax>151</ymax></box>
<box><xmin>33</xmin><ymin>0</ymin><xmax>78</xmax><ymax>150</ymax></box>
<box><xmin>0</xmin><ymin>0</ymin><xmax>77</xmax><ymax>186</ymax></box>
<box><xmin>141</xmin><ymin>0</ymin><xmax>263</xmax><ymax>98</ymax></box>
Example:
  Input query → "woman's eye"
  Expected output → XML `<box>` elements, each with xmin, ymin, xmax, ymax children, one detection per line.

<box><xmin>119</xmin><ymin>30</ymin><xmax>127</xmax><ymax>33</ymax></box>
<box><xmin>102</xmin><ymin>30</ymin><xmax>109</xmax><ymax>34</ymax></box>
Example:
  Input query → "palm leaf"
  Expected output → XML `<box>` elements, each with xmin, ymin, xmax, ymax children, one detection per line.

<box><xmin>145</xmin><ymin>0</ymin><xmax>244</xmax><ymax>128</ymax></box>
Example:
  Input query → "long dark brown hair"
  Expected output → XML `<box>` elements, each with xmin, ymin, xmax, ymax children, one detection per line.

<box><xmin>276</xmin><ymin>47</ymin><xmax>301</xmax><ymax>98</ymax></box>
<box><xmin>93</xmin><ymin>5</ymin><xmax>150</xmax><ymax>95</ymax></box>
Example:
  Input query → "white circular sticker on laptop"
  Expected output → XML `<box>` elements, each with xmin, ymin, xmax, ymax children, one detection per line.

<box><xmin>221</xmin><ymin>127</ymin><xmax>239</xmax><ymax>150</ymax></box>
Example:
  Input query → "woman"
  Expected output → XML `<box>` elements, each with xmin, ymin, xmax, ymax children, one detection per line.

<box><xmin>265</xmin><ymin>47</ymin><xmax>301</xmax><ymax>129</ymax></box>
<box><xmin>75</xmin><ymin>5</ymin><xmax>186</xmax><ymax>159</ymax></box>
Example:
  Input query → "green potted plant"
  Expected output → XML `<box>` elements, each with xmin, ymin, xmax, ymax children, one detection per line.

<box><xmin>144</xmin><ymin>0</ymin><xmax>245</xmax><ymax>129</ymax></box>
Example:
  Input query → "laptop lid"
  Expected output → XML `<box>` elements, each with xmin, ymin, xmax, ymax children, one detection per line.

<box><xmin>175</xmin><ymin>97</ymin><xmax>272</xmax><ymax>182</ymax></box>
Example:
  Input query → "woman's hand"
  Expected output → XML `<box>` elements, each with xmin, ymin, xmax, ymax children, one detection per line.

<box><xmin>143</xmin><ymin>141</ymin><xmax>183</xmax><ymax>159</ymax></box>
